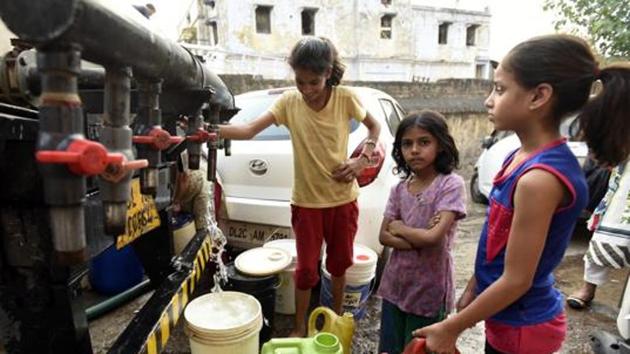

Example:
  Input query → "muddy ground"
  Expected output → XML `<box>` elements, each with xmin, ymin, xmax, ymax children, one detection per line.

<box><xmin>89</xmin><ymin>201</ymin><xmax>626</xmax><ymax>354</ymax></box>
<box><xmin>88</xmin><ymin>115</ymin><xmax>627</xmax><ymax>353</ymax></box>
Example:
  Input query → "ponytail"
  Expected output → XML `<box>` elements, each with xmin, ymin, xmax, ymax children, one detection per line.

<box><xmin>319</xmin><ymin>37</ymin><xmax>345</xmax><ymax>86</ymax></box>
<box><xmin>578</xmin><ymin>64</ymin><xmax>630</xmax><ymax>166</ymax></box>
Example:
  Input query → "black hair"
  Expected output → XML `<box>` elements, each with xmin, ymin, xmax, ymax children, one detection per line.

<box><xmin>392</xmin><ymin>110</ymin><xmax>459</xmax><ymax>179</ymax></box>
<box><xmin>288</xmin><ymin>36</ymin><xmax>345</xmax><ymax>86</ymax></box>
<box><xmin>503</xmin><ymin>34</ymin><xmax>630</xmax><ymax>166</ymax></box>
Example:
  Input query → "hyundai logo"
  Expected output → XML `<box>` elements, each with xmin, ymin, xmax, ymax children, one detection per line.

<box><xmin>249</xmin><ymin>159</ymin><xmax>268</xmax><ymax>175</ymax></box>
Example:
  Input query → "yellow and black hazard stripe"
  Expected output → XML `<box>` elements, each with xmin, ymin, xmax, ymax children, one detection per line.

<box><xmin>141</xmin><ymin>235</ymin><xmax>213</xmax><ymax>354</ymax></box>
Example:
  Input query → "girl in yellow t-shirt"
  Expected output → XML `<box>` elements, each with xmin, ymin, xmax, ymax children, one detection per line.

<box><xmin>219</xmin><ymin>36</ymin><xmax>381</xmax><ymax>336</ymax></box>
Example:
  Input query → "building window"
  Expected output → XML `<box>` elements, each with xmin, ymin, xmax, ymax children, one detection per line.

<box><xmin>381</xmin><ymin>14</ymin><xmax>395</xmax><ymax>39</ymax></box>
<box><xmin>476</xmin><ymin>64</ymin><xmax>485</xmax><ymax>78</ymax></box>
<box><xmin>302</xmin><ymin>8</ymin><xmax>317</xmax><ymax>35</ymax></box>
<box><xmin>438</xmin><ymin>22</ymin><xmax>450</xmax><ymax>44</ymax></box>
<box><xmin>467</xmin><ymin>24</ymin><xmax>480</xmax><ymax>46</ymax></box>
<box><xmin>255</xmin><ymin>5</ymin><xmax>272</xmax><ymax>34</ymax></box>
<box><xmin>208</xmin><ymin>20</ymin><xmax>218</xmax><ymax>45</ymax></box>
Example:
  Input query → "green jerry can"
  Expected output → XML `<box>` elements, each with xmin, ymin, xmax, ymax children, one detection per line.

<box><xmin>261</xmin><ymin>332</ymin><xmax>343</xmax><ymax>354</ymax></box>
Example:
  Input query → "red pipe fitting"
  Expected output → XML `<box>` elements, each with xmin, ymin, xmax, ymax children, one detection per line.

<box><xmin>36</xmin><ymin>139</ymin><xmax>124</xmax><ymax>176</ymax></box>
<box><xmin>186</xmin><ymin>128</ymin><xmax>217</xmax><ymax>143</ymax></box>
<box><xmin>132</xmin><ymin>127</ymin><xmax>184</xmax><ymax>150</ymax></box>
<box><xmin>100</xmin><ymin>157</ymin><xmax>149</xmax><ymax>183</ymax></box>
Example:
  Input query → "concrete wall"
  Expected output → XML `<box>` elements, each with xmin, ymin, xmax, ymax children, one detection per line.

<box><xmin>219</xmin><ymin>74</ymin><xmax>491</xmax><ymax>114</ymax></box>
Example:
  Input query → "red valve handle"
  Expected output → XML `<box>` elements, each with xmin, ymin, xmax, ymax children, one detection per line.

<box><xmin>132</xmin><ymin>127</ymin><xmax>184</xmax><ymax>150</ymax></box>
<box><xmin>36</xmin><ymin>139</ymin><xmax>124</xmax><ymax>176</ymax></box>
<box><xmin>186</xmin><ymin>128</ymin><xmax>217</xmax><ymax>143</ymax></box>
<box><xmin>101</xmin><ymin>157</ymin><xmax>149</xmax><ymax>183</ymax></box>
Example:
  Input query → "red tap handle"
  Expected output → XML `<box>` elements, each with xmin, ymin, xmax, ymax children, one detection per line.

<box><xmin>36</xmin><ymin>139</ymin><xmax>124</xmax><ymax>176</ymax></box>
<box><xmin>132</xmin><ymin>127</ymin><xmax>184</xmax><ymax>150</ymax></box>
<box><xmin>186</xmin><ymin>129</ymin><xmax>217</xmax><ymax>143</ymax></box>
<box><xmin>101</xmin><ymin>157</ymin><xmax>149</xmax><ymax>183</ymax></box>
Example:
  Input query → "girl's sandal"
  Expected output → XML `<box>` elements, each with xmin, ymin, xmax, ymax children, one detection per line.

<box><xmin>566</xmin><ymin>295</ymin><xmax>593</xmax><ymax>310</ymax></box>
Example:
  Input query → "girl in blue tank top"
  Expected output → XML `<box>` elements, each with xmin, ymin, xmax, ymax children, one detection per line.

<box><xmin>413</xmin><ymin>34</ymin><xmax>630</xmax><ymax>353</ymax></box>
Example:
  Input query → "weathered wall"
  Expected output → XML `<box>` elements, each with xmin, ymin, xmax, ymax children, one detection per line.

<box><xmin>220</xmin><ymin>74</ymin><xmax>491</xmax><ymax>113</ymax></box>
<box><xmin>184</xmin><ymin>0</ymin><xmax>491</xmax><ymax>81</ymax></box>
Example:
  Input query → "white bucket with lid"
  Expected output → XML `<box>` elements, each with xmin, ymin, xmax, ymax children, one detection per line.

<box><xmin>184</xmin><ymin>291</ymin><xmax>263</xmax><ymax>354</ymax></box>
<box><xmin>321</xmin><ymin>243</ymin><xmax>378</xmax><ymax>319</ymax></box>
<box><xmin>263</xmin><ymin>239</ymin><xmax>298</xmax><ymax>314</ymax></box>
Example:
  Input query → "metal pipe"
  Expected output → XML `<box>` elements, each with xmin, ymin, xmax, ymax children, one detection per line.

<box><xmin>36</xmin><ymin>44</ymin><xmax>87</xmax><ymax>265</ymax></box>
<box><xmin>136</xmin><ymin>80</ymin><xmax>162</xmax><ymax>196</ymax></box>
<box><xmin>186</xmin><ymin>110</ymin><xmax>204</xmax><ymax>170</ymax></box>
<box><xmin>0</xmin><ymin>0</ymin><xmax>234</xmax><ymax>112</ymax></box>
<box><xmin>206</xmin><ymin>106</ymin><xmax>220</xmax><ymax>182</ymax></box>
<box><xmin>98</xmin><ymin>66</ymin><xmax>134</xmax><ymax>235</ymax></box>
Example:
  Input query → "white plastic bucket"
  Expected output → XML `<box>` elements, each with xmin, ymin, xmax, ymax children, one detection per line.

<box><xmin>263</xmin><ymin>239</ymin><xmax>298</xmax><ymax>314</ymax></box>
<box><xmin>320</xmin><ymin>243</ymin><xmax>377</xmax><ymax>319</ymax></box>
<box><xmin>184</xmin><ymin>291</ymin><xmax>263</xmax><ymax>354</ymax></box>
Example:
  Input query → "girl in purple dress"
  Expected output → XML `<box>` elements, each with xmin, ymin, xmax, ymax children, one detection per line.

<box><xmin>378</xmin><ymin>110</ymin><xmax>466</xmax><ymax>354</ymax></box>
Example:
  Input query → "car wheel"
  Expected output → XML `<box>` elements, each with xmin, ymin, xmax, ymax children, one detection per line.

<box><xmin>470</xmin><ymin>170</ymin><xmax>488</xmax><ymax>204</ymax></box>
<box><xmin>373</xmin><ymin>246</ymin><xmax>391</xmax><ymax>291</ymax></box>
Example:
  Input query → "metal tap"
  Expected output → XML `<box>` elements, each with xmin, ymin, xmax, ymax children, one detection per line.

<box><xmin>133</xmin><ymin>80</ymin><xmax>182</xmax><ymax>196</ymax></box>
<box><xmin>34</xmin><ymin>45</ymin><xmax>117</xmax><ymax>264</ymax></box>
<box><xmin>99</xmin><ymin>66</ymin><xmax>148</xmax><ymax>235</ymax></box>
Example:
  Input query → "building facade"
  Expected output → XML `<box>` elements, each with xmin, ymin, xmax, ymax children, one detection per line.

<box><xmin>179</xmin><ymin>0</ymin><xmax>492</xmax><ymax>82</ymax></box>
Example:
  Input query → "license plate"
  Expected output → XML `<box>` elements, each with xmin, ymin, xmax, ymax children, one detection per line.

<box><xmin>116</xmin><ymin>178</ymin><xmax>161</xmax><ymax>249</ymax></box>
<box><xmin>219</xmin><ymin>219</ymin><xmax>293</xmax><ymax>247</ymax></box>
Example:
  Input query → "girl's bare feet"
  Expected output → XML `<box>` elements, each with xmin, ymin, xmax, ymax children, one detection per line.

<box><xmin>288</xmin><ymin>327</ymin><xmax>306</xmax><ymax>338</ymax></box>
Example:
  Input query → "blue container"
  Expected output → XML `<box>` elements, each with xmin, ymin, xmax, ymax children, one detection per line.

<box><xmin>89</xmin><ymin>244</ymin><xmax>144</xmax><ymax>296</ymax></box>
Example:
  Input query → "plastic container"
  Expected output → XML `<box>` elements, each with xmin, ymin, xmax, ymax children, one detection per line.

<box><xmin>308</xmin><ymin>306</ymin><xmax>355</xmax><ymax>354</ymax></box>
<box><xmin>403</xmin><ymin>338</ymin><xmax>427</xmax><ymax>354</ymax></box>
<box><xmin>234</xmin><ymin>246</ymin><xmax>291</xmax><ymax>276</ymax></box>
<box><xmin>403</xmin><ymin>338</ymin><xmax>460</xmax><ymax>354</ymax></box>
<box><xmin>184</xmin><ymin>291</ymin><xmax>262</xmax><ymax>354</ymax></box>
<box><xmin>172</xmin><ymin>213</ymin><xmax>196</xmax><ymax>254</ymax></box>
<box><xmin>89</xmin><ymin>244</ymin><xmax>144</xmax><ymax>296</ymax></box>
<box><xmin>261</xmin><ymin>332</ymin><xmax>343</xmax><ymax>354</ymax></box>
<box><xmin>224</xmin><ymin>262</ymin><xmax>279</xmax><ymax>347</ymax></box>
<box><xmin>263</xmin><ymin>239</ymin><xmax>298</xmax><ymax>314</ymax></box>
<box><xmin>320</xmin><ymin>243</ymin><xmax>377</xmax><ymax>319</ymax></box>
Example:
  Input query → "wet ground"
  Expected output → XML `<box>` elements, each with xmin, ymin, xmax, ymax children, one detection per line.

<box><xmin>88</xmin><ymin>194</ymin><xmax>627</xmax><ymax>354</ymax></box>
<box><xmin>88</xmin><ymin>115</ymin><xmax>626</xmax><ymax>353</ymax></box>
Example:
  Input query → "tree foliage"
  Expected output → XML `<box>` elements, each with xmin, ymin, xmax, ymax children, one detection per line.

<box><xmin>544</xmin><ymin>0</ymin><xmax>630</xmax><ymax>58</ymax></box>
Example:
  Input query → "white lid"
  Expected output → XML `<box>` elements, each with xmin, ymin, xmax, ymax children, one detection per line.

<box><xmin>322</xmin><ymin>243</ymin><xmax>378</xmax><ymax>273</ymax></box>
<box><xmin>352</xmin><ymin>244</ymin><xmax>378</xmax><ymax>266</ymax></box>
<box><xmin>184</xmin><ymin>291</ymin><xmax>261</xmax><ymax>334</ymax></box>
<box><xmin>263</xmin><ymin>239</ymin><xmax>298</xmax><ymax>261</ymax></box>
<box><xmin>235</xmin><ymin>247</ymin><xmax>291</xmax><ymax>276</ymax></box>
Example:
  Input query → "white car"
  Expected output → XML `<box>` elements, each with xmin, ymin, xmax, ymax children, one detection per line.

<box><xmin>214</xmin><ymin>86</ymin><xmax>406</xmax><ymax>257</ymax></box>
<box><xmin>471</xmin><ymin>117</ymin><xmax>589</xmax><ymax>204</ymax></box>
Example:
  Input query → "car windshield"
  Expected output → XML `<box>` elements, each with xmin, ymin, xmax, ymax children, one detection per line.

<box><xmin>232</xmin><ymin>92</ymin><xmax>360</xmax><ymax>141</ymax></box>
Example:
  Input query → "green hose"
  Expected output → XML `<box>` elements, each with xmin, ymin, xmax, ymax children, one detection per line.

<box><xmin>85</xmin><ymin>279</ymin><xmax>153</xmax><ymax>321</ymax></box>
